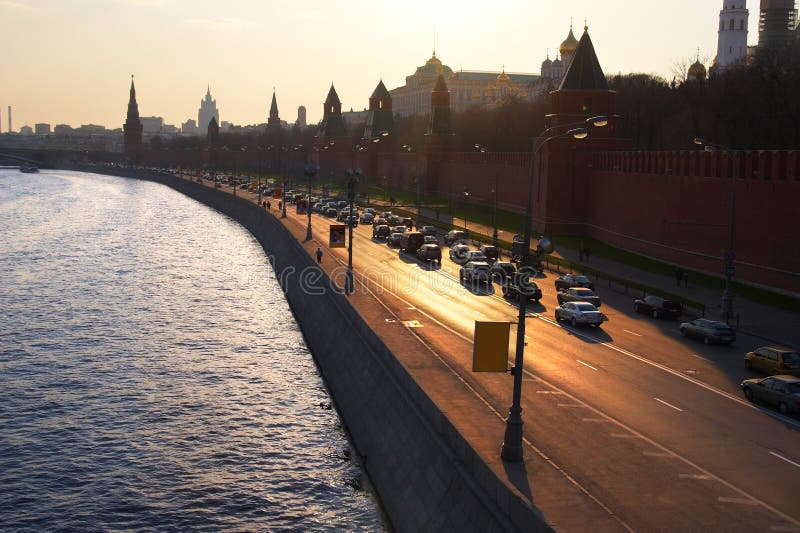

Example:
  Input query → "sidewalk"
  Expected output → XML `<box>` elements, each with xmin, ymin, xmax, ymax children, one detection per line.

<box><xmin>376</xmin><ymin>200</ymin><xmax>800</xmax><ymax>349</ymax></box>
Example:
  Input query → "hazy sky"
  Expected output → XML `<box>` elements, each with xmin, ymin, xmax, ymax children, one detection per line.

<box><xmin>2</xmin><ymin>0</ymin><xmax>763</xmax><ymax>130</ymax></box>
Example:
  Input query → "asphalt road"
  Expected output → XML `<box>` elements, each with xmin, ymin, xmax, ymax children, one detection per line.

<box><xmin>264</xmin><ymin>190</ymin><xmax>800</xmax><ymax>531</ymax></box>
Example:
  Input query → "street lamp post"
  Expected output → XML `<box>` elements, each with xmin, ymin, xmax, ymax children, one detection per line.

<box><xmin>693</xmin><ymin>138</ymin><xmax>738</xmax><ymax>323</ymax></box>
<box><xmin>474</xmin><ymin>143</ymin><xmax>498</xmax><ymax>245</ymax></box>
<box><xmin>462</xmin><ymin>188</ymin><xmax>470</xmax><ymax>232</ymax></box>
<box><xmin>345</xmin><ymin>167</ymin><xmax>362</xmax><ymax>294</ymax></box>
<box><xmin>281</xmin><ymin>146</ymin><xmax>288</xmax><ymax>218</ymax></box>
<box><xmin>501</xmin><ymin>116</ymin><xmax>607</xmax><ymax>462</ymax></box>
<box><xmin>304</xmin><ymin>163</ymin><xmax>319</xmax><ymax>241</ymax></box>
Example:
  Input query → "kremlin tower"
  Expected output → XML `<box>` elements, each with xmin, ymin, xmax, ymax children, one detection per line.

<box><xmin>123</xmin><ymin>76</ymin><xmax>143</xmax><ymax>159</ymax></box>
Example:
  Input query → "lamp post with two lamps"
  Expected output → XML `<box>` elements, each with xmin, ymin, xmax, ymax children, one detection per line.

<box><xmin>304</xmin><ymin>162</ymin><xmax>319</xmax><ymax>241</ymax></box>
<box><xmin>501</xmin><ymin>115</ymin><xmax>608</xmax><ymax>462</ymax></box>
<box><xmin>474</xmin><ymin>143</ymin><xmax>499</xmax><ymax>246</ymax></box>
<box><xmin>345</xmin><ymin>167</ymin><xmax>362</xmax><ymax>294</ymax></box>
<box><xmin>462</xmin><ymin>188</ymin><xmax>470</xmax><ymax>232</ymax></box>
<box><xmin>693</xmin><ymin>137</ymin><xmax>738</xmax><ymax>323</ymax></box>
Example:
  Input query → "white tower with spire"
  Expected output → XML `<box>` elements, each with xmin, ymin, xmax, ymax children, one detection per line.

<box><xmin>716</xmin><ymin>1</ymin><xmax>749</xmax><ymax>72</ymax></box>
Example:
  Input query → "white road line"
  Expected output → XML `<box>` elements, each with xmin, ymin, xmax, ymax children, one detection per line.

<box><xmin>642</xmin><ymin>451</ymin><xmax>675</xmax><ymax>458</ymax></box>
<box><xmin>582</xmin><ymin>417</ymin><xmax>610</xmax><ymax>422</ymax></box>
<box><xmin>718</xmin><ymin>496</ymin><xmax>759</xmax><ymax>505</ymax></box>
<box><xmin>691</xmin><ymin>353</ymin><xmax>714</xmax><ymax>363</ymax></box>
<box><xmin>679</xmin><ymin>473</ymin><xmax>712</xmax><ymax>480</ymax></box>
<box><xmin>557</xmin><ymin>403</ymin><xmax>585</xmax><ymax>408</ymax></box>
<box><xmin>576</xmin><ymin>359</ymin><xmax>598</xmax><ymax>371</ymax></box>
<box><xmin>610</xmin><ymin>433</ymin><xmax>641</xmax><ymax>439</ymax></box>
<box><xmin>655</xmin><ymin>398</ymin><xmax>684</xmax><ymax>412</ymax></box>
<box><xmin>770</xmin><ymin>451</ymin><xmax>800</xmax><ymax>469</ymax></box>
<box><xmin>623</xmin><ymin>329</ymin><xmax>642</xmax><ymax>337</ymax></box>
<box><xmin>535</xmin><ymin>390</ymin><xmax>563</xmax><ymax>395</ymax></box>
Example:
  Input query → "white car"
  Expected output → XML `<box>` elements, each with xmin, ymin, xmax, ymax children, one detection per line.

<box><xmin>555</xmin><ymin>301</ymin><xmax>608</xmax><ymax>328</ymax></box>
<box><xmin>449</xmin><ymin>244</ymin><xmax>471</xmax><ymax>264</ymax></box>
<box><xmin>459</xmin><ymin>261</ymin><xmax>492</xmax><ymax>284</ymax></box>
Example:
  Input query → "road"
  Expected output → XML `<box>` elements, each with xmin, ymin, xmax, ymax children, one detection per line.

<box><xmin>249</xmin><ymin>185</ymin><xmax>800</xmax><ymax>531</ymax></box>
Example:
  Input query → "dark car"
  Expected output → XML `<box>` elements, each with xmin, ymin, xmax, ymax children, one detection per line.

<box><xmin>554</xmin><ymin>273</ymin><xmax>594</xmax><ymax>291</ymax></box>
<box><xmin>557</xmin><ymin>287</ymin><xmax>602</xmax><ymax>307</ymax></box>
<box><xmin>479</xmin><ymin>245</ymin><xmax>500</xmax><ymax>263</ymax></box>
<box><xmin>417</xmin><ymin>244</ymin><xmax>442</xmax><ymax>264</ymax></box>
<box><xmin>444</xmin><ymin>230</ymin><xmax>469</xmax><ymax>246</ymax></box>
<box><xmin>420</xmin><ymin>226</ymin><xmax>438</xmax><ymax>237</ymax></box>
<box><xmin>741</xmin><ymin>375</ymin><xmax>800</xmax><ymax>415</ymax></box>
<box><xmin>324</xmin><ymin>207</ymin><xmax>338</xmax><ymax>218</ymax></box>
<box><xmin>387</xmin><ymin>233</ymin><xmax>403</xmax><ymax>247</ymax></box>
<box><xmin>373</xmin><ymin>224</ymin><xmax>391</xmax><ymax>239</ymax></box>
<box><xmin>374</xmin><ymin>217</ymin><xmax>389</xmax><ymax>226</ymax></box>
<box><xmin>502</xmin><ymin>276</ymin><xmax>542</xmax><ymax>303</ymax></box>
<box><xmin>679</xmin><ymin>319</ymin><xmax>736</xmax><ymax>345</ymax></box>
<box><xmin>745</xmin><ymin>346</ymin><xmax>800</xmax><ymax>376</ymax></box>
<box><xmin>401</xmin><ymin>217</ymin><xmax>414</xmax><ymax>230</ymax></box>
<box><xmin>491</xmin><ymin>261</ymin><xmax>517</xmax><ymax>283</ymax></box>
<box><xmin>399</xmin><ymin>231</ymin><xmax>425</xmax><ymax>254</ymax></box>
<box><xmin>634</xmin><ymin>295</ymin><xmax>683</xmax><ymax>319</ymax></box>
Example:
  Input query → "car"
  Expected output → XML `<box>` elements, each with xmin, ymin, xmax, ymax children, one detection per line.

<box><xmin>325</xmin><ymin>207</ymin><xmax>338</xmax><ymax>218</ymax></box>
<box><xmin>387</xmin><ymin>233</ymin><xmax>403</xmax><ymax>247</ymax></box>
<box><xmin>479</xmin><ymin>245</ymin><xmax>500</xmax><ymax>263</ymax></box>
<box><xmin>490</xmin><ymin>261</ymin><xmax>517</xmax><ymax>283</ymax></box>
<box><xmin>360</xmin><ymin>212</ymin><xmax>375</xmax><ymax>224</ymax></box>
<box><xmin>459</xmin><ymin>261</ymin><xmax>492</xmax><ymax>284</ymax></box>
<box><xmin>634</xmin><ymin>295</ymin><xmax>683</xmax><ymax>319</ymax></box>
<box><xmin>745</xmin><ymin>346</ymin><xmax>800</xmax><ymax>376</ymax></box>
<box><xmin>420</xmin><ymin>226</ymin><xmax>438</xmax><ymax>237</ymax></box>
<box><xmin>502</xmin><ymin>275</ymin><xmax>542</xmax><ymax>303</ymax></box>
<box><xmin>373</xmin><ymin>225</ymin><xmax>391</xmax><ymax>239</ymax></box>
<box><xmin>380</xmin><ymin>211</ymin><xmax>393</xmax><ymax>219</ymax></box>
<box><xmin>392</xmin><ymin>225</ymin><xmax>407</xmax><ymax>235</ymax></box>
<box><xmin>338</xmin><ymin>200</ymin><xmax>349</xmax><ymax>209</ymax></box>
<box><xmin>346</xmin><ymin>215</ymin><xmax>359</xmax><ymax>227</ymax></box>
<box><xmin>557</xmin><ymin>287</ymin><xmax>602</xmax><ymax>307</ymax></box>
<box><xmin>740</xmin><ymin>375</ymin><xmax>800</xmax><ymax>415</ymax></box>
<box><xmin>449</xmin><ymin>244</ymin><xmax>471</xmax><ymax>264</ymax></box>
<box><xmin>400</xmin><ymin>217</ymin><xmax>414</xmax><ymax>230</ymax></box>
<box><xmin>555</xmin><ymin>302</ymin><xmax>608</xmax><ymax>328</ymax></box>
<box><xmin>417</xmin><ymin>244</ymin><xmax>442</xmax><ymax>264</ymax></box>
<box><xmin>444</xmin><ymin>230</ymin><xmax>469</xmax><ymax>246</ymax></box>
<box><xmin>423</xmin><ymin>235</ymin><xmax>438</xmax><ymax>244</ymax></box>
<box><xmin>554</xmin><ymin>274</ymin><xmax>594</xmax><ymax>291</ymax></box>
<box><xmin>466</xmin><ymin>250</ymin><xmax>488</xmax><ymax>263</ymax></box>
<box><xmin>387</xmin><ymin>215</ymin><xmax>402</xmax><ymax>225</ymax></box>
<box><xmin>363</xmin><ymin>207</ymin><xmax>376</xmax><ymax>215</ymax></box>
<box><xmin>399</xmin><ymin>231</ymin><xmax>425</xmax><ymax>253</ymax></box>
<box><xmin>679</xmin><ymin>319</ymin><xmax>736</xmax><ymax>345</ymax></box>
<box><xmin>374</xmin><ymin>217</ymin><xmax>388</xmax><ymax>226</ymax></box>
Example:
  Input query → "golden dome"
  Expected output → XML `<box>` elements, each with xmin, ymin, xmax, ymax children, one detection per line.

<box><xmin>688</xmin><ymin>60</ymin><xmax>707</xmax><ymax>80</ymax></box>
<box><xmin>560</xmin><ymin>26</ymin><xmax>579</xmax><ymax>56</ymax></box>
<box><xmin>497</xmin><ymin>68</ymin><xmax>510</xmax><ymax>82</ymax></box>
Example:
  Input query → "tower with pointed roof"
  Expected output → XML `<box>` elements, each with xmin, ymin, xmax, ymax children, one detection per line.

<box><xmin>716</xmin><ymin>1</ymin><xmax>749</xmax><ymax>72</ymax></box>
<box><xmin>268</xmin><ymin>89</ymin><xmax>282</xmax><ymax>131</ymax></box>
<box><xmin>206</xmin><ymin>116</ymin><xmax>220</xmax><ymax>144</ymax></box>
<box><xmin>198</xmin><ymin>86</ymin><xmax>219</xmax><ymax>136</ymax></box>
<box><xmin>123</xmin><ymin>76</ymin><xmax>143</xmax><ymax>158</ymax></box>
<box><xmin>364</xmin><ymin>80</ymin><xmax>394</xmax><ymax>139</ymax></box>
<box><xmin>318</xmin><ymin>84</ymin><xmax>347</xmax><ymax>139</ymax></box>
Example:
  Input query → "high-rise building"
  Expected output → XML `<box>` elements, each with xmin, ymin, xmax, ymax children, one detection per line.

<box><xmin>296</xmin><ymin>106</ymin><xmax>306</xmax><ymax>128</ymax></box>
<box><xmin>759</xmin><ymin>0</ymin><xmax>797</xmax><ymax>48</ymax></box>
<box><xmin>716</xmin><ymin>1</ymin><xmax>750</xmax><ymax>71</ymax></box>
<box><xmin>123</xmin><ymin>76</ymin><xmax>143</xmax><ymax>157</ymax></box>
<box><xmin>198</xmin><ymin>86</ymin><xmax>219</xmax><ymax>135</ymax></box>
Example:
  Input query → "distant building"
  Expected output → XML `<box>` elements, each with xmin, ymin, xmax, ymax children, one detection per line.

<box><xmin>296</xmin><ymin>105</ymin><xmax>306</xmax><ymax>128</ymax></box>
<box><xmin>198</xmin><ymin>86</ymin><xmax>220</xmax><ymax>135</ymax></box>
<box><xmin>123</xmin><ymin>76</ymin><xmax>143</xmax><ymax>157</ymax></box>
<box><xmin>540</xmin><ymin>24</ymin><xmax>580</xmax><ymax>86</ymax></box>
<box><xmin>363</xmin><ymin>80</ymin><xmax>394</xmax><ymax>139</ymax></box>
<box><xmin>206</xmin><ymin>116</ymin><xmax>219</xmax><ymax>144</ymax></box>
<box><xmin>342</xmin><ymin>108</ymin><xmax>368</xmax><ymax>129</ymax></box>
<box><xmin>20</xmin><ymin>125</ymin><xmax>33</xmax><ymax>135</ymax></box>
<box><xmin>35</xmin><ymin>123</ymin><xmax>51</xmax><ymax>135</ymax></box>
<box><xmin>78</xmin><ymin>124</ymin><xmax>107</xmax><ymax>134</ymax></box>
<box><xmin>318</xmin><ymin>85</ymin><xmax>348</xmax><ymax>139</ymax></box>
<box><xmin>759</xmin><ymin>0</ymin><xmax>798</xmax><ymax>48</ymax></box>
<box><xmin>687</xmin><ymin>51</ymin><xmax>709</xmax><ymax>82</ymax></box>
<box><xmin>715</xmin><ymin>1</ymin><xmax>749</xmax><ymax>72</ymax></box>
<box><xmin>54</xmin><ymin>124</ymin><xmax>73</xmax><ymax>135</ymax></box>
<box><xmin>181</xmin><ymin>119</ymin><xmax>198</xmax><ymax>134</ymax></box>
<box><xmin>267</xmin><ymin>90</ymin><xmax>281</xmax><ymax>132</ymax></box>
<box><xmin>140</xmin><ymin>116</ymin><xmax>163</xmax><ymax>134</ymax></box>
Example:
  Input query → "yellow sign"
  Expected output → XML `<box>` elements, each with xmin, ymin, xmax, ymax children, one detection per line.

<box><xmin>329</xmin><ymin>224</ymin><xmax>346</xmax><ymax>248</ymax></box>
<box><xmin>472</xmin><ymin>321</ymin><xmax>510</xmax><ymax>372</ymax></box>
<box><xmin>251</xmin><ymin>179</ymin><xmax>259</xmax><ymax>190</ymax></box>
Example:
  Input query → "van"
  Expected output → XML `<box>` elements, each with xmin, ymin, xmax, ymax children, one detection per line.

<box><xmin>399</xmin><ymin>231</ymin><xmax>425</xmax><ymax>254</ymax></box>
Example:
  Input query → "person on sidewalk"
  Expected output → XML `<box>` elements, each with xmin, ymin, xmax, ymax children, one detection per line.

<box><xmin>675</xmin><ymin>268</ymin><xmax>683</xmax><ymax>287</ymax></box>
<box><xmin>266</xmin><ymin>200</ymin><xmax>271</xmax><ymax>211</ymax></box>
<box><xmin>316</xmin><ymin>247</ymin><xmax>323</xmax><ymax>264</ymax></box>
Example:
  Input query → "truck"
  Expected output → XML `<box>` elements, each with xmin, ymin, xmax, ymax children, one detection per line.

<box><xmin>399</xmin><ymin>231</ymin><xmax>424</xmax><ymax>254</ymax></box>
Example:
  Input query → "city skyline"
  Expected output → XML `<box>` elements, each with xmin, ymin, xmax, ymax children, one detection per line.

<box><xmin>1</xmin><ymin>0</ymin><xmax>771</xmax><ymax>130</ymax></box>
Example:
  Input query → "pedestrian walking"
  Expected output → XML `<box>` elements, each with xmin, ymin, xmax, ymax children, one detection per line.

<box><xmin>278</xmin><ymin>200</ymin><xmax>282</xmax><ymax>211</ymax></box>
<box><xmin>266</xmin><ymin>200</ymin><xmax>271</xmax><ymax>211</ymax></box>
<box><xmin>316</xmin><ymin>247</ymin><xmax>323</xmax><ymax>264</ymax></box>
<box><xmin>262</xmin><ymin>200</ymin><xmax>267</xmax><ymax>209</ymax></box>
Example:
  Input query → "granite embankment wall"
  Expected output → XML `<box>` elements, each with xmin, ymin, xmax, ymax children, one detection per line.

<box><xmin>84</xmin><ymin>167</ymin><xmax>549</xmax><ymax>533</ymax></box>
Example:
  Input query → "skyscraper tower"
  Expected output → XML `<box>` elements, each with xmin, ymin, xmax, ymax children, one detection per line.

<box><xmin>267</xmin><ymin>89</ymin><xmax>281</xmax><ymax>130</ymax></box>
<box><xmin>198</xmin><ymin>86</ymin><xmax>219</xmax><ymax>136</ymax></box>
<box><xmin>759</xmin><ymin>0</ymin><xmax>798</xmax><ymax>48</ymax></box>
<box><xmin>296</xmin><ymin>106</ymin><xmax>307</xmax><ymax>128</ymax></box>
<box><xmin>717</xmin><ymin>1</ymin><xmax>749</xmax><ymax>71</ymax></box>
<box><xmin>123</xmin><ymin>76</ymin><xmax>143</xmax><ymax>158</ymax></box>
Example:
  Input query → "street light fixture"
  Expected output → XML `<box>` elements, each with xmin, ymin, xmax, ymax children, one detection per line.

<box><xmin>693</xmin><ymin>137</ymin><xmax>737</xmax><ymax>323</ymax></box>
<box><xmin>474</xmin><ymin>143</ymin><xmax>498</xmax><ymax>246</ymax></box>
<box><xmin>345</xmin><ymin>167</ymin><xmax>362</xmax><ymax>294</ymax></box>
<box><xmin>304</xmin><ymin>162</ymin><xmax>319</xmax><ymax>241</ymax></box>
<box><xmin>501</xmin><ymin>119</ymin><xmax>606</xmax><ymax>463</ymax></box>
<box><xmin>462</xmin><ymin>188</ymin><xmax>470</xmax><ymax>232</ymax></box>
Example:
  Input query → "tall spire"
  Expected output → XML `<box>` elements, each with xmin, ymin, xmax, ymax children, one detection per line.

<box><xmin>124</xmin><ymin>75</ymin><xmax>143</xmax><ymax>158</ymax></box>
<box><xmin>267</xmin><ymin>89</ymin><xmax>281</xmax><ymax>130</ymax></box>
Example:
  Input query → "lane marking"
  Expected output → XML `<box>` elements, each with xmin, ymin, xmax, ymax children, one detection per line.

<box><xmin>718</xmin><ymin>496</ymin><xmax>759</xmax><ymax>505</ymax></box>
<box><xmin>610</xmin><ymin>433</ymin><xmax>641</xmax><ymax>439</ymax></box>
<box><xmin>770</xmin><ymin>451</ymin><xmax>800</xmax><ymax>469</ymax></box>
<box><xmin>679</xmin><ymin>474</ymin><xmax>712</xmax><ymax>480</ymax></box>
<box><xmin>623</xmin><ymin>329</ymin><xmax>642</xmax><ymax>337</ymax></box>
<box><xmin>692</xmin><ymin>353</ymin><xmax>714</xmax><ymax>363</ymax></box>
<box><xmin>583</xmin><ymin>417</ymin><xmax>611</xmax><ymax>422</ymax></box>
<box><xmin>654</xmin><ymin>398</ymin><xmax>684</xmax><ymax>412</ymax></box>
<box><xmin>557</xmin><ymin>403</ymin><xmax>585</xmax><ymax>408</ymax></box>
<box><xmin>643</xmin><ymin>451</ymin><xmax>675</xmax><ymax>458</ymax></box>
<box><xmin>535</xmin><ymin>390</ymin><xmax>563</xmax><ymax>395</ymax></box>
<box><xmin>576</xmin><ymin>359</ymin><xmax>598</xmax><ymax>371</ymax></box>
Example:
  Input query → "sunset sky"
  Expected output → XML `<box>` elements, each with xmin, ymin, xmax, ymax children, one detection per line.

<box><xmin>2</xmin><ymin>0</ymin><xmax>763</xmax><ymax>131</ymax></box>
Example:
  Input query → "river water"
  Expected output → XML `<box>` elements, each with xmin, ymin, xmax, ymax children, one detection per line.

<box><xmin>0</xmin><ymin>169</ymin><xmax>387</xmax><ymax>531</ymax></box>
